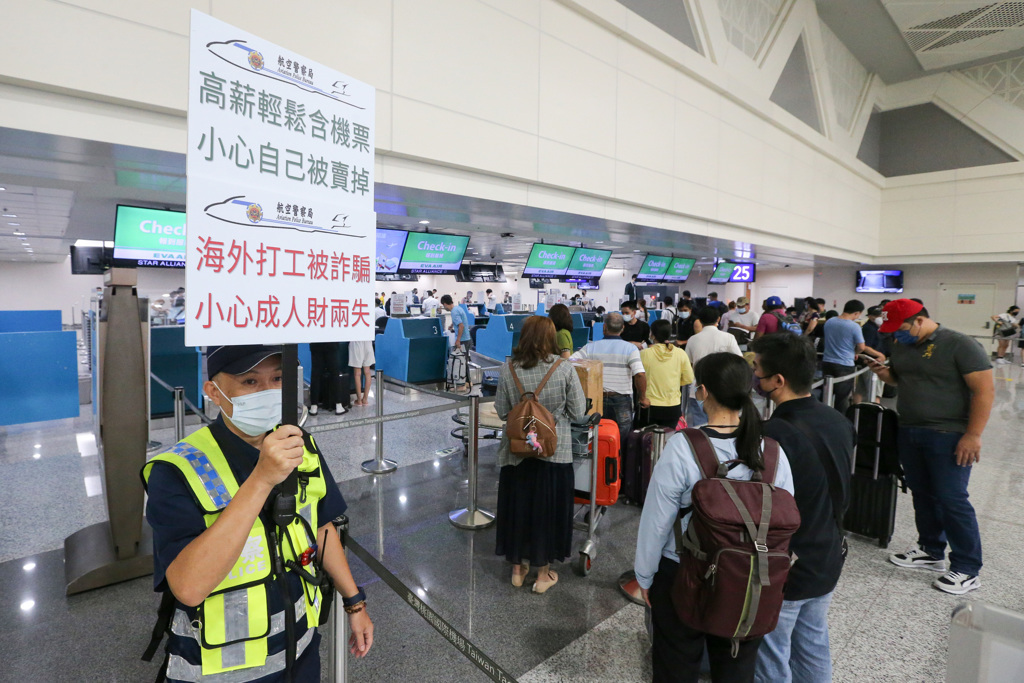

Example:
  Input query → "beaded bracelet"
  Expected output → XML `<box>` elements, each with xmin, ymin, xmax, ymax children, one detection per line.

<box><xmin>343</xmin><ymin>601</ymin><xmax>366</xmax><ymax>614</ymax></box>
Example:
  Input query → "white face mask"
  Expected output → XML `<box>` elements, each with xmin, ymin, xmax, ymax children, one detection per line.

<box><xmin>214</xmin><ymin>383</ymin><xmax>282</xmax><ymax>436</ymax></box>
<box><xmin>622</xmin><ymin>313</ymin><xmax>633</xmax><ymax>322</ymax></box>
<box><xmin>738</xmin><ymin>307</ymin><xmax>747</xmax><ymax>314</ymax></box>
<box><xmin>681</xmin><ymin>311</ymin><xmax>691</xmax><ymax>319</ymax></box>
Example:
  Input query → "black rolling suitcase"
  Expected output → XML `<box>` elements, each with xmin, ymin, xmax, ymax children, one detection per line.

<box><xmin>621</xmin><ymin>421</ymin><xmax>675</xmax><ymax>506</ymax></box>
<box><xmin>844</xmin><ymin>402</ymin><xmax>903</xmax><ymax>548</ymax></box>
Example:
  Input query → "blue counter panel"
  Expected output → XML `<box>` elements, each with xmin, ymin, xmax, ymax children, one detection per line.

<box><xmin>0</xmin><ymin>310</ymin><xmax>62</xmax><ymax>333</ymax></box>
<box><xmin>0</xmin><ymin>331</ymin><xmax>79</xmax><ymax>425</ymax></box>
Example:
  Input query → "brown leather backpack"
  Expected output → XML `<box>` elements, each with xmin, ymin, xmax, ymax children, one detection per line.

<box><xmin>506</xmin><ymin>359</ymin><xmax>562</xmax><ymax>458</ymax></box>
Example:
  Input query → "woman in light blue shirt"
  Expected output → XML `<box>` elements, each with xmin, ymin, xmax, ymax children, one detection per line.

<box><xmin>635</xmin><ymin>352</ymin><xmax>794</xmax><ymax>683</ymax></box>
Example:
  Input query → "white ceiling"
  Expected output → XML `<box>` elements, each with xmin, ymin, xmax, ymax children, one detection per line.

<box><xmin>885</xmin><ymin>0</ymin><xmax>1024</xmax><ymax>70</ymax></box>
<box><xmin>0</xmin><ymin>184</ymin><xmax>74</xmax><ymax>262</ymax></box>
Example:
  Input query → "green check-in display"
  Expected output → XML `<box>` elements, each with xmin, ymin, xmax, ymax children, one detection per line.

<box><xmin>637</xmin><ymin>254</ymin><xmax>671</xmax><ymax>281</ymax></box>
<box><xmin>398</xmin><ymin>233</ymin><xmax>469</xmax><ymax>273</ymax></box>
<box><xmin>113</xmin><ymin>206</ymin><xmax>187</xmax><ymax>267</ymax></box>
<box><xmin>663</xmin><ymin>258</ymin><xmax>695</xmax><ymax>283</ymax></box>
<box><xmin>565</xmin><ymin>248</ymin><xmax>611</xmax><ymax>278</ymax></box>
<box><xmin>523</xmin><ymin>244</ymin><xmax>576</xmax><ymax>276</ymax></box>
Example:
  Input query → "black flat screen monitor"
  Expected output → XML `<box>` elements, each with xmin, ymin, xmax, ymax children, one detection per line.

<box><xmin>70</xmin><ymin>246</ymin><xmax>110</xmax><ymax>275</ymax></box>
<box><xmin>522</xmin><ymin>244</ymin><xmax>576</xmax><ymax>277</ymax></box>
<box><xmin>398</xmin><ymin>233</ymin><xmax>470</xmax><ymax>273</ymax></box>
<box><xmin>856</xmin><ymin>270</ymin><xmax>903</xmax><ymax>293</ymax></box>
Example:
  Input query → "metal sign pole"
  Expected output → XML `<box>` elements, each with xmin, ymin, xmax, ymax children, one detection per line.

<box><xmin>362</xmin><ymin>368</ymin><xmax>397</xmax><ymax>474</ymax></box>
<box><xmin>449</xmin><ymin>395</ymin><xmax>495</xmax><ymax>529</ymax></box>
<box><xmin>823</xmin><ymin>376</ymin><xmax>836</xmax><ymax>408</ymax></box>
<box><xmin>328</xmin><ymin>515</ymin><xmax>350</xmax><ymax>683</ymax></box>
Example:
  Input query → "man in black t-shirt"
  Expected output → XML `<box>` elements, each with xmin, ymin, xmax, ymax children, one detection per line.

<box><xmin>751</xmin><ymin>333</ymin><xmax>853</xmax><ymax>683</ymax></box>
<box><xmin>619</xmin><ymin>300</ymin><xmax>650</xmax><ymax>349</ymax></box>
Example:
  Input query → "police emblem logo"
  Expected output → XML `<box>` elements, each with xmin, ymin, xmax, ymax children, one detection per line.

<box><xmin>247</xmin><ymin>50</ymin><xmax>264</xmax><ymax>71</ymax></box>
<box><xmin>246</xmin><ymin>203</ymin><xmax>263</xmax><ymax>224</ymax></box>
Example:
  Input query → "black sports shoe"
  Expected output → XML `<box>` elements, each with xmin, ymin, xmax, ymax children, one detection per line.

<box><xmin>889</xmin><ymin>546</ymin><xmax>947</xmax><ymax>572</ymax></box>
<box><xmin>933</xmin><ymin>570</ymin><xmax>980</xmax><ymax>595</ymax></box>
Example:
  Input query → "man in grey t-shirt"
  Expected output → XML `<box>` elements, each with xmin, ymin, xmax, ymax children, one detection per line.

<box><xmin>869</xmin><ymin>300</ymin><xmax>993</xmax><ymax>595</ymax></box>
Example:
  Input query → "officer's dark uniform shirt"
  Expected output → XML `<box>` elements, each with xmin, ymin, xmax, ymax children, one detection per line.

<box><xmin>146</xmin><ymin>416</ymin><xmax>347</xmax><ymax>682</ymax></box>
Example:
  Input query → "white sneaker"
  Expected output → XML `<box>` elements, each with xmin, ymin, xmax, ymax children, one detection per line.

<box><xmin>933</xmin><ymin>570</ymin><xmax>980</xmax><ymax>595</ymax></box>
<box><xmin>889</xmin><ymin>546</ymin><xmax>947</xmax><ymax>572</ymax></box>
<box><xmin>308</xmin><ymin>404</ymin><xmax>318</xmax><ymax>415</ymax></box>
<box><xmin>995</xmin><ymin>358</ymin><xmax>1010</xmax><ymax>365</ymax></box>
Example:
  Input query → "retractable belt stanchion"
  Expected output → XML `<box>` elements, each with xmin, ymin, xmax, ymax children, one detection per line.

<box><xmin>172</xmin><ymin>386</ymin><xmax>186</xmax><ymax>442</ymax></box>
<box><xmin>618</xmin><ymin>426</ymin><xmax>666</xmax><ymax>605</ymax></box>
<box><xmin>449</xmin><ymin>395</ymin><xmax>496</xmax><ymax>530</ymax></box>
<box><xmin>869</xmin><ymin>371</ymin><xmax>882</xmax><ymax>403</ymax></box>
<box><xmin>328</xmin><ymin>515</ymin><xmax>350</xmax><ymax>683</ymax></box>
<box><xmin>361</xmin><ymin>368</ymin><xmax>397</xmax><ymax>474</ymax></box>
<box><xmin>823</xmin><ymin>375</ymin><xmax>836</xmax><ymax>408</ymax></box>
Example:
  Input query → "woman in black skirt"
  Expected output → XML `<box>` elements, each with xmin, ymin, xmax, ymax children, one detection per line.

<box><xmin>494</xmin><ymin>315</ymin><xmax>587</xmax><ymax>593</ymax></box>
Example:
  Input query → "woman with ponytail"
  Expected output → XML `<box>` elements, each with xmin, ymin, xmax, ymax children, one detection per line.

<box><xmin>634</xmin><ymin>352</ymin><xmax>795</xmax><ymax>682</ymax></box>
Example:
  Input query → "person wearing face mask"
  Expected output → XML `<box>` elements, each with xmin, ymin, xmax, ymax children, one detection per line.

<box><xmin>821</xmin><ymin>300</ymin><xmax>886</xmax><ymax>414</ymax></box>
<box><xmin>869</xmin><ymin>300</ymin><xmax>994</xmax><ymax>595</ymax></box>
<box><xmin>750</xmin><ymin>333</ymin><xmax>854</xmax><ymax>683</ymax></box>
<box><xmin>619</xmin><ymin>300</ymin><xmax>651</xmax><ymax>349</ymax></box>
<box><xmin>142</xmin><ymin>345</ymin><xmax>374</xmax><ymax>682</ymax></box>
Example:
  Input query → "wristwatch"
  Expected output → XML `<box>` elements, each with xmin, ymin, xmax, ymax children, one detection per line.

<box><xmin>342</xmin><ymin>587</ymin><xmax>366</xmax><ymax>608</ymax></box>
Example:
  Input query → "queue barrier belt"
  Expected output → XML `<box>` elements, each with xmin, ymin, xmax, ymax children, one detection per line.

<box><xmin>342</xmin><ymin>531</ymin><xmax>518</xmax><ymax>683</ymax></box>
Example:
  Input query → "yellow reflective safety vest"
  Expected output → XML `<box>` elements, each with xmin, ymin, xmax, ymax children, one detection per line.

<box><xmin>142</xmin><ymin>426</ymin><xmax>329</xmax><ymax>680</ymax></box>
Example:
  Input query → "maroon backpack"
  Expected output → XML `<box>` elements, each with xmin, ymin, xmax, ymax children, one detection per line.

<box><xmin>671</xmin><ymin>428</ymin><xmax>801</xmax><ymax>654</ymax></box>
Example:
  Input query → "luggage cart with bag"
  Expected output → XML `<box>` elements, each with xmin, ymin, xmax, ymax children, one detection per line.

<box><xmin>570</xmin><ymin>414</ymin><xmax>620</xmax><ymax>576</ymax></box>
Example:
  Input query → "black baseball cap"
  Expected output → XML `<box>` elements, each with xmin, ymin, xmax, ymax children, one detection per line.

<box><xmin>206</xmin><ymin>345</ymin><xmax>283</xmax><ymax>379</ymax></box>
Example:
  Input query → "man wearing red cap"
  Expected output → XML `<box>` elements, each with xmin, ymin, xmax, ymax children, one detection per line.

<box><xmin>868</xmin><ymin>300</ymin><xmax>993</xmax><ymax>595</ymax></box>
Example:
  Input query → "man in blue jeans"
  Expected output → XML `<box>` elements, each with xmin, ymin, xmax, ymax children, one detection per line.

<box><xmin>870</xmin><ymin>299</ymin><xmax>994</xmax><ymax>594</ymax></box>
<box><xmin>752</xmin><ymin>333</ymin><xmax>854</xmax><ymax>682</ymax></box>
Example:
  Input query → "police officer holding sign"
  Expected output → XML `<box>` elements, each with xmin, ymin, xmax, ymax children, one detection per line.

<box><xmin>143</xmin><ymin>345</ymin><xmax>374</xmax><ymax>682</ymax></box>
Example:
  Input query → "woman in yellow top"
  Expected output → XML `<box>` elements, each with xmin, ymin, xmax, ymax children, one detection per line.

<box><xmin>548</xmin><ymin>303</ymin><xmax>574</xmax><ymax>359</ymax></box>
<box><xmin>639</xmin><ymin>319</ymin><xmax>695</xmax><ymax>428</ymax></box>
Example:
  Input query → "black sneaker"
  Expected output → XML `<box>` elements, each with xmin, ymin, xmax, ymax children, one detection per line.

<box><xmin>889</xmin><ymin>546</ymin><xmax>947</xmax><ymax>572</ymax></box>
<box><xmin>933</xmin><ymin>570</ymin><xmax>980</xmax><ymax>595</ymax></box>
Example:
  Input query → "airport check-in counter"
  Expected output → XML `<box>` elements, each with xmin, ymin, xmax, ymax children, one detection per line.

<box><xmin>476</xmin><ymin>314</ymin><xmax>532</xmax><ymax>361</ymax></box>
<box><xmin>0</xmin><ymin>310</ymin><xmax>78</xmax><ymax>426</ymax></box>
<box><xmin>375</xmin><ymin>317</ymin><xmax>447</xmax><ymax>383</ymax></box>
<box><xmin>647</xmin><ymin>309</ymin><xmax>663</xmax><ymax>322</ymax></box>
<box><xmin>591</xmin><ymin>318</ymin><xmax>604</xmax><ymax>341</ymax></box>
<box><xmin>149</xmin><ymin>326</ymin><xmax>203</xmax><ymax>417</ymax></box>
<box><xmin>570</xmin><ymin>312</ymin><xmax>589</xmax><ymax>351</ymax></box>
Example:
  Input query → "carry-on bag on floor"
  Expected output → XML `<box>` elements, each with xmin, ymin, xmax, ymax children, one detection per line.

<box><xmin>574</xmin><ymin>418</ymin><xmax>620</xmax><ymax>506</ymax></box>
<box><xmin>622</xmin><ymin>424</ymin><xmax>676</xmax><ymax>506</ymax></box>
<box><xmin>446</xmin><ymin>345</ymin><xmax>469</xmax><ymax>391</ymax></box>
<box><xmin>323</xmin><ymin>371</ymin><xmax>352</xmax><ymax>411</ymax></box>
<box><xmin>844</xmin><ymin>402</ymin><xmax>903</xmax><ymax>548</ymax></box>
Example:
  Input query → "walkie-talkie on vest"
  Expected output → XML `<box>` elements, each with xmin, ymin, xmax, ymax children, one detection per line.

<box><xmin>274</xmin><ymin>344</ymin><xmax>301</xmax><ymax>528</ymax></box>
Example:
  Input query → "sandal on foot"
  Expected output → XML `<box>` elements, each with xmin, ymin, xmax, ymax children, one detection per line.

<box><xmin>533</xmin><ymin>570</ymin><xmax>558</xmax><ymax>594</ymax></box>
<box><xmin>511</xmin><ymin>561</ymin><xmax>530</xmax><ymax>587</ymax></box>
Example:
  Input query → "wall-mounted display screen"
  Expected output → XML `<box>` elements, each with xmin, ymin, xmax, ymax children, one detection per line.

<box><xmin>662</xmin><ymin>258</ymin><xmax>696</xmax><ymax>283</ymax></box>
<box><xmin>637</xmin><ymin>254</ymin><xmax>672</xmax><ymax>281</ymax></box>
<box><xmin>707</xmin><ymin>262</ymin><xmax>736</xmax><ymax>284</ymax></box>
<box><xmin>113</xmin><ymin>205</ymin><xmax>186</xmax><ymax>268</ymax></box>
<box><xmin>564</xmin><ymin>247</ymin><xmax>612</xmax><ymax>278</ymax></box>
<box><xmin>856</xmin><ymin>270</ymin><xmax>903</xmax><ymax>293</ymax></box>
<box><xmin>729</xmin><ymin>263</ymin><xmax>756</xmax><ymax>283</ymax></box>
<box><xmin>398</xmin><ymin>233</ymin><xmax>470</xmax><ymax>273</ymax></box>
<box><xmin>522</xmin><ymin>244</ymin><xmax>576</xmax><ymax>277</ymax></box>
<box><xmin>375</xmin><ymin>228</ymin><xmax>409</xmax><ymax>273</ymax></box>
<box><xmin>577</xmin><ymin>280</ymin><xmax>600</xmax><ymax>290</ymax></box>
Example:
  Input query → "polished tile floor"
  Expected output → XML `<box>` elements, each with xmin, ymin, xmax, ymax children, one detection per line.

<box><xmin>1</xmin><ymin>364</ymin><xmax>1023</xmax><ymax>682</ymax></box>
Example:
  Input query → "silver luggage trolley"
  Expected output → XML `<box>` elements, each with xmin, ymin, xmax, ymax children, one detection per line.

<box><xmin>570</xmin><ymin>413</ymin><xmax>607</xmax><ymax>577</ymax></box>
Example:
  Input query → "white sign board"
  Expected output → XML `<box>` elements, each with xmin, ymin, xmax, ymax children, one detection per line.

<box><xmin>391</xmin><ymin>293</ymin><xmax>406</xmax><ymax>316</ymax></box>
<box><xmin>513</xmin><ymin>293</ymin><xmax>522</xmax><ymax>309</ymax></box>
<box><xmin>185</xmin><ymin>10</ymin><xmax>375</xmax><ymax>346</ymax></box>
